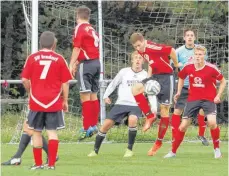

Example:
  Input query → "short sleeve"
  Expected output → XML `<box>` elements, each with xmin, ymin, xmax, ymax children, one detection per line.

<box><xmin>60</xmin><ymin>57</ymin><xmax>72</xmax><ymax>83</ymax></box>
<box><xmin>73</xmin><ymin>25</ymin><xmax>83</xmax><ymax>48</ymax></box>
<box><xmin>21</xmin><ymin>56</ymin><xmax>32</xmax><ymax>79</ymax></box>
<box><xmin>178</xmin><ymin>66</ymin><xmax>188</xmax><ymax>79</ymax></box>
<box><xmin>212</xmin><ymin>65</ymin><xmax>223</xmax><ymax>81</ymax></box>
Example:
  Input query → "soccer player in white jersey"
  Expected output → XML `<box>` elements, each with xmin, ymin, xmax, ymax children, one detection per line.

<box><xmin>88</xmin><ymin>51</ymin><xmax>157</xmax><ymax>157</ymax></box>
<box><xmin>171</xmin><ymin>28</ymin><xmax>209</xmax><ymax>146</ymax></box>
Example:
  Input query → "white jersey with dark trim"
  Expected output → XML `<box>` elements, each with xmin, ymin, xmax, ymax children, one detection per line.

<box><xmin>103</xmin><ymin>67</ymin><xmax>147</xmax><ymax>106</ymax></box>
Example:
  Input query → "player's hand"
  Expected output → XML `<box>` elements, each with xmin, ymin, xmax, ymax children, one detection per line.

<box><xmin>174</xmin><ymin>93</ymin><xmax>180</xmax><ymax>103</ymax></box>
<box><xmin>62</xmin><ymin>101</ymin><xmax>68</xmax><ymax>112</ymax></box>
<box><xmin>104</xmin><ymin>98</ymin><xmax>111</xmax><ymax>104</ymax></box>
<box><xmin>214</xmin><ymin>95</ymin><xmax>221</xmax><ymax>104</ymax></box>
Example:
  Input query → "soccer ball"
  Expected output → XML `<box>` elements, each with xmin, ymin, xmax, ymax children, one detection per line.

<box><xmin>145</xmin><ymin>80</ymin><xmax>161</xmax><ymax>95</ymax></box>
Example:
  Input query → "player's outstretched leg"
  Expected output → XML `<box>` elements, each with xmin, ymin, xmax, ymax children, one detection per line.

<box><xmin>132</xmin><ymin>83</ymin><xmax>156</xmax><ymax>132</ymax></box>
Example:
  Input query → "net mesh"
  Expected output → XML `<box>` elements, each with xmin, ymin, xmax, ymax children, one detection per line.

<box><xmin>1</xmin><ymin>1</ymin><xmax>228</xmax><ymax>143</ymax></box>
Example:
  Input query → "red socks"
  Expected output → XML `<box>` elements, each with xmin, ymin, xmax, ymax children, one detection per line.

<box><xmin>48</xmin><ymin>139</ymin><xmax>59</xmax><ymax>167</ymax></box>
<box><xmin>82</xmin><ymin>101</ymin><xmax>92</xmax><ymax>130</ymax></box>
<box><xmin>210</xmin><ymin>127</ymin><xmax>220</xmax><ymax>149</ymax></box>
<box><xmin>134</xmin><ymin>93</ymin><xmax>153</xmax><ymax>119</ymax></box>
<box><xmin>198</xmin><ymin>114</ymin><xmax>206</xmax><ymax>136</ymax></box>
<box><xmin>157</xmin><ymin>117</ymin><xmax>170</xmax><ymax>143</ymax></box>
<box><xmin>91</xmin><ymin>100</ymin><xmax>100</xmax><ymax>126</ymax></box>
<box><xmin>33</xmin><ymin>147</ymin><xmax>42</xmax><ymax>166</ymax></box>
<box><xmin>172</xmin><ymin>129</ymin><xmax>185</xmax><ymax>153</ymax></box>
<box><xmin>171</xmin><ymin>114</ymin><xmax>181</xmax><ymax>140</ymax></box>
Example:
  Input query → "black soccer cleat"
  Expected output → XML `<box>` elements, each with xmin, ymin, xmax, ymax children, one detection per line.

<box><xmin>1</xmin><ymin>158</ymin><xmax>21</xmax><ymax>166</ymax></box>
<box><xmin>197</xmin><ymin>135</ymin><xmax>209</xmax><ymax>146</ymax></box>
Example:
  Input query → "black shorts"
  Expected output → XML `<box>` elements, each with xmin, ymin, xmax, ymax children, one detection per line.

<box><xmin>142</xmin><ymin>74</ymin><xmax>174</xmax><ymax>105</ymax></box>
<box><xmin>107</xmin><ymin>105</ymin><xmax>142</xmax><ymax>124</ymax></box>
<box><xmin>183</xmin><ymin>100</ymin><xmax>216</xmax><ymax>119</ymax></box>
<box><xmin>76</xmin><ymin>59</ymin><xmax>100</xmax><ymax>93</ymax></box>
<box><xmin>175</xmin><ymin>87</ymin><xmax>188</xmax><ymax>109</ymax></box>
<box><xmin>27</xmin><ymin>110</ymin><xmax>65</xmax><ymax>131</ymax></box>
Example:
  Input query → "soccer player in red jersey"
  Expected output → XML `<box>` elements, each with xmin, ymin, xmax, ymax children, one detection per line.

<box><xmin>69</xmin><ymin>6</ymin><xmax>100</xmax><ymax>141</ymax></box>
<box><xmin>164</xmin><ymin>45</ymin><xmax>226</xmax><ymax>159</ymax></box>
<box><xmin>21</xmin><ymin>31</ymin><xmax>72</xmax><ymax>169</ymax></box>
<box><xmin>172</xmin><ymin>28</ymin><xmax>209</xmax><ymax>146</ymax></box>
<box><xmin>130</xmin><ymin>33</ymin><xmax>179</xmax><ymax>156</ymax></box>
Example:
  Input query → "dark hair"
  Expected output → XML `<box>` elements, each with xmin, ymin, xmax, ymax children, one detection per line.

<box><xmin>76</xmin><ymin>5</ymin><xmax>91</xmax><ymax>20</ymax></box>
<box><xmin>40</xmin><ymin>31</ymin><xmax>56</xmax><ymax>49</ymax></box>
<box><xmin>183</xmin><ymin>28</ymin><xmax>197</xmax><ymax>37</ymax></box>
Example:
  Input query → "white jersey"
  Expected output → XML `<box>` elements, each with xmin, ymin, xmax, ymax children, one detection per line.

<box><xmin>103</xmin><ymin>67</ymin><xmax>147</xmax><ymax>106</ymax></box>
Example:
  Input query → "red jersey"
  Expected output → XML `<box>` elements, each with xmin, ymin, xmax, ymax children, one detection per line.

<box><xmin>178</xmin><ymin>62</ymin><xmax>223</xmax><ymax>102</ymax></box>
<box><xmin>138</xmin><ymin>40</ymin><xmax>173</xmax><ymax>74</ymax></box>
<box><xmin>21</xmin><ymin>49</ymin><xmax>72</xmax><ymax>112</ymax></box>
<box><xmin>73</xmin><ymin>22</ymin><xmax>99</xmax><ymax>61</ymax></box>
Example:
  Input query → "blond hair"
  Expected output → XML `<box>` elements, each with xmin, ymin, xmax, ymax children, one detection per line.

<box><xmin>194</xmin><ymin>45</ymin><xmax>207</xmax><ymax>55</ymax></box>
<box><xmin>130</xmin><ymin>33</ymin><xmax>144</xmax><ymax>44</ymax></box>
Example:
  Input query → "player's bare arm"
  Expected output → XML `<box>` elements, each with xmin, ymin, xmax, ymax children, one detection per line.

<box><xmin>214</xmin><ymin>77</ymin><xmax>226</xmax><ymax>104</ymax></box>
<box><xmin>21</xmin><ymin>78</ymin><xmax>30</xmax><ymax>94</ymax></box>
<box><xmin>174</xmin><ymin>78</ymin><xmax>184</xmax><ymax>103</ymax></box>
<box><xmin>147</xmin><ymin>65</ymin><xmax>152</xmax><ymax>78</ymax></box>
<box><xmin>170</xmin><ymin>48</ymin><xmax>179</xmax><ymax>68</ymax></box>
<box><xmin>69</xmin><ymin>47</ymin><xmax>81</xmax><ymax>77</ymax></box>
<box><xmin>62</xmin><ymin>81</ymin><xmax>70</xmax><ymax>112</ymax></box>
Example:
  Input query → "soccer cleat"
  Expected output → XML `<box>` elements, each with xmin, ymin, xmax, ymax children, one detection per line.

<box><xmin>143</xmin><ymin>116</ymin><xmax>157</xmax><ymax>132</ymax></box>
<box><xmin>30</xmin><ymin>165</ymin><xmax>44</xmax><ymax>170</ymax></box>
<box><xmin>214</xmin><ymin>148</ymin><xmax>222</xmax><ymax>159</ymax></box>
<box><xmin>123</xmin><ymin>149</ymin><xmax>134</xmax><ymax>158</ymax></box>
<box><xmin>46</xmin><ymin>166</ymin><xmax>55</xmax><ymax>170</ymax></box>
<box><xmin>89</xmin><ymin>125</ymin><xmax>98</xmax><ymax>137</ymax></box>
<box><xmin>88</xmin><ymin>151</ymin><xmax>98</xmax><ymax>157</ymax></box>
<box><xmin>1</xmin><ymin>158</ymin><xmax>21</xmax><ymax>166</ymax></box>
<box><xmin>78</xmin><ymin>129</ymin><xmax>87</xmax><ymax>141</ymax></box>
<box><xmin>45</xmin><ymin>156</ymin><xmax>59</xmax><ymax>166</ymax></box>
<box><xmin>197</xmin><ymin>135</ymin><xmax>209</xmax><ymax>146</ymax></box>
<box><xmin>147</xmin><ymin>142</ymin><xmax>162</xmax><ymax>156</ymax></box>
<box><xmin>164</xmin><ymin>151</ymin><xmax>176</xmax><ymax>158</ymax></box>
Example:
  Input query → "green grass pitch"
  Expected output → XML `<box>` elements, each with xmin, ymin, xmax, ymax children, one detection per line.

<box><xmin>1</xmin><ymin>142</ymin><xmax>228</xmax><ymax>176</ymax></box>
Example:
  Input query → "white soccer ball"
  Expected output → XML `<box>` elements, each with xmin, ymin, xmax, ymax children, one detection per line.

<box><xmin>145</xmin><ymin>80</ymin><xmax>161</xmax><ymax>95</ymax></box>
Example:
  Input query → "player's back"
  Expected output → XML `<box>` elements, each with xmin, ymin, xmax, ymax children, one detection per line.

<box><xmin>73</xmin><ymin>23</ymin><xmax>99</xmax><ymax>61</ymax></box>
<box><xmin>23</xmin><ymin>49</ymin><xmax>71</xmax><ymax>111</ymax></box>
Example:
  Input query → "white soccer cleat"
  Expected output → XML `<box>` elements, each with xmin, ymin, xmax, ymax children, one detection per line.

<box><xmin>214</xmin><ymin>148</ymin><xmax>222</xmax><ymax>159</ymax></box>
<box><xmin>123</xmin><ymin>149</ymin><xmax>134</xmax><ymax>158</ymax></box>
<box><xmin>164</xmin><ymin>151</ymin><xmax>176</xmax><ymax>158</ymax></box>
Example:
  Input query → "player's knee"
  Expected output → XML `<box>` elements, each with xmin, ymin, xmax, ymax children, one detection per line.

<box><xmin>132</xmin><ymin>83</ymin><xmax>144</xmax><ymax>95</ymax></box>
<box><xmin>23</xmin><ymin>121</ymin><xmax>33</xmax><ymax>136</ymax></box>
<box><xmin>100</xmin><ymin>119</ymin><xmax>114</xmax><ymax>133</ymax></box>
<box><xmin>173</xmin><ymin>109</ymin><xmax>182</xmax><ymax>116</ymax></box>
<box><xmin>207</xmin><ymin>121</ymin><xmax>217</xmax><ymax>129</ymax></box>
<box><xmin>160</xmin><ymin>105</ymin><xmax>170</xmax><ymax>117</ymax></box>
<box><xmin>179</xmin><ymin>125</ymin><xmax>188</xmax><ymax>132</ymax></box>
<box><xmin>199</xmin><ymin>109</ymin><xmax>205</xmax><ymax>116</ymax></box>
<box><xmin>128</xmin><ymin>115</ymin><xmax>138</xmax><ymax>127</ymax></box>
<box><xmin>47</xmin><ymin>130</ymin><xmax>58</xmax><ymax>140</ymax></box>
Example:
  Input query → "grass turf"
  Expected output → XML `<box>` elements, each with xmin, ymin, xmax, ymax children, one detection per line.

<box><xmin>1</xmin><ymin>142</ymin><xmax>228</xmax><ymax>176</ymax></box>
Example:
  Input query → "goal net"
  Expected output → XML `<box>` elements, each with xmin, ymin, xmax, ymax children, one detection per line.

<box><xmin>2</xmin><ymin>1</ymin><xmax>228</xmax><ymax>143</ymax></box>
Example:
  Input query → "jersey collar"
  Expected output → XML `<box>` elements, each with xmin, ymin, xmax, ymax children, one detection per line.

<box><xmin>194</xmin><ymin>61</ymin><xmax>206</xmax><ymax>71</ymax></box>
<box><xmin>40</xmin><ymin>48</ymin><xmax>53</xmax><ymax>52</ymax></box>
